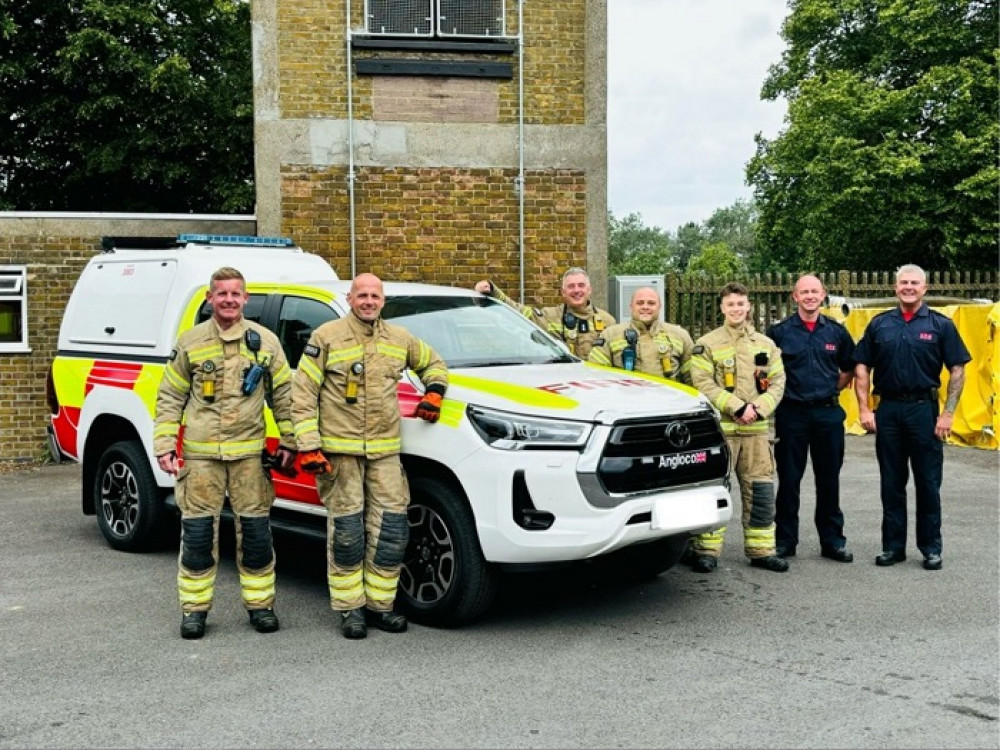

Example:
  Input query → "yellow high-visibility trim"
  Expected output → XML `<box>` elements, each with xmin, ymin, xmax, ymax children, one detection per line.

<box><xmin>154</xmin><ymin>422</ymin><xmax>180</xmax><ymax>438</ymax></box>
<box><xmin>330</xmin><ymin>569</ymin><xmax>364</xmax><ymax>607</ymax></box>
<box><xmin>421</xmin><ymin>367</ymin><xmax>448</xmax><ymax>381</ymax></box>
<box><xmin>377</xmin><ymin>342</ymin><xmax>407</xmax><ymax>360</ymax></box>
<box><xmin>294</xmin><ymin>418</ymin><xmax>319</xmax><ymax>438</ymax></box>
<box><xmin>182</xmin><ymin>438</ymin><xmax>266</xmax><ymax>454</ymax></box>
<box><xmin>326</xmin><ymin>345</ymin><xmax>364</xmax><ymax>365</ymax></box>
<box><xmin>321</xmin><ymin>436</ymin><xmax>366</xmax><ymax>452</ymax></box>
<box><xmin>416</xmin><ymin>341</ymin><xmax>432</xmax><ymax>370</ymax></box>
<box><xmin>298</xmin><ymin>357</ymin><xmax>323</xmax><ymax>385</ymax></box>
<box><xmin>691</xmin><ymin>357</ymin><xmax>714</xmax><ymax>373</ymax></box>
<box><xmin>711</xmin><ymin>346</ymin><xmax>735</xmax><ymax>361</ymax></box>
<box><xmin>437</xmin><ymin>400</ymin><xmax>464</xmax><ymax>428</ymax></box>
<box><xmin>240</xmin><ymin>572</ymin><xmax>276</xmax><ymax>605</ymax></box>
<box><xmin>272</xmin><ymin>364</ymin><xmax>292</xmax><ymax>387</ymax></box>
<box><xmin>178</xmin><ymin>574</ymin><xmax>214</xmax><ymax>606</ymax></box>
<box><xmin>188</xmin><ymin>344</ymin><xmax>224</xmax><ymax>363</ymax></box>
<box><xmin>163</xmin><ymin>366</ymin><xmax>190</xmax><ymax>392</ymax></box>
<box><xmin>449</xmin><ymin>374</ymin><xmax>578</xmax><ymax>410</ymax></box>
<box><xmin>590</xmin><ymin>349</ymin><xmax>612</xmax><ymax>366</ymax></box>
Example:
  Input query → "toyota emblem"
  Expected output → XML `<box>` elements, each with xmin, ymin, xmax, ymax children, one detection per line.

<box><xmin>665</xmin><ymin>421</ymin><xmax>692</xmax><ymax>449</ymax></box>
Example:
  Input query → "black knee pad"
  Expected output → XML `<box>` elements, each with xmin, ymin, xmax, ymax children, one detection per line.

<box><xmin>239</xmin><ymin>515</ymin><xmax>274</xmax><ymax>570</ymax></box>
<box><xmin>749</xmin><ymin>481</ymin><xmax>775</xmax><ymax>527</ymax></box>
<box><xmin>373</xmin><ymin>511</ymin><xmax>410</xmax><ymax>568</ymax></box>
<box><xmin>181</xmin><ymin>517</ymin><xmax>215</xmax><ymax>571</ymax></box>
<box><xmin>332</xmin><ymin>512</ymin><xmax>365</xmax><ymax>567</ymax></box>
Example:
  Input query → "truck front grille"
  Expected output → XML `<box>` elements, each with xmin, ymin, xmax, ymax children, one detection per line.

<box><xmin>597</xmin><ymin>411</ymin><xmax>729</xmax><ymax>494</ymax></box>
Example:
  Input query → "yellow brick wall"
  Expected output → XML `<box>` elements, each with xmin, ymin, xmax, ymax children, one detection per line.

<box><xmin>0</xmin><ymin>239</ymin><xmax>95</xmax><ymax>461</ymax></box>
<box><xmin>280</xmin><ymin>165</ymin><xmax>587</xmax><ymax>306</ymax></box>
<box><xmin>277</xmin><ymin>0</ymin><xmax>586</xmax><ymax>125</ymax></box>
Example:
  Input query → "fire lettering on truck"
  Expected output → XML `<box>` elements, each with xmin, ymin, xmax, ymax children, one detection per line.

<box><xmin>539</xmin><ymin>377</ymin><xmax>659</xmax><ymax>394</ymax></box>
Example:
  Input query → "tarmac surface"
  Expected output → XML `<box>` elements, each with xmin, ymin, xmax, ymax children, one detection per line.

<box><xmin>1</xmin><ymin>435</ymin><xmax>997</xmax><ymax>749</ymax></box>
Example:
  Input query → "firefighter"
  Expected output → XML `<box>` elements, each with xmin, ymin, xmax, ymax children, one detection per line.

<box><xmin>588</xmin><ymin>286</ymin><xmax>694</xmax><ymax>384</ymax></box>
<box><xmin>766</xmin><ymin>274</ymin><xmax>857</xmax><ymax>564</ymax></box>
<box><xmin>474</xmin><ymin>267</ymin><xmax>616</xmax><ymax>359</ymax></box>
<box><xmin>688</xmin><ymin>282</ymin><xmax>788</xmax><ymax>573</ymax></box>
<box><xmin>291</xmin><ymin>273</ymin><xmax>448</xmax><ymax>639</ymax></box>
<box><xmin>854</xmin><ymin>264</ymin><xmax>970</xmax><ymax>571</ymax></box>
<box><xmin>154</xmin><ymin>267</ymin><xmax>296</xmax><ymax>639</ymax></box>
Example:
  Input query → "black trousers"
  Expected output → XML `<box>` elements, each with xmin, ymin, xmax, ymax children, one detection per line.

<box><xmin>874</xmin><ymin>399</ymin><xmax>943</xmax><ymax>556</ymax></box>
<box><xmin>774</xmin><ymin>402</ymin><xmax>847</xmax><ymax>551</ymax></box>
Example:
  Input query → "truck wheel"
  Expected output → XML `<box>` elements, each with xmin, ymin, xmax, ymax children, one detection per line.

<box><xmin>399</xmin><ymin>477</ymin><xmax>498</xmax><ymax>627</ymax></box>
<box><xmin>616</xmin><ymin>535</ymin><xmax>689</xmax><ymax>580</ymax></box>
<box><xmin>94</xmin><ymin>440</ymin><xmax>163</xmax><ymax>552</ymax></box>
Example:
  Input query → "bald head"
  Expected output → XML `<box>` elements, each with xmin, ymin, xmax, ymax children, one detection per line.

<box><xmin>791</xmin><ymin>274</ymin><xmax>825</xmax><ymax>320</ymax></box>
<box><xmin>630</xmin><ymin>286</ymin><xmax>662</xmax><ymax>324</ymax></box>
<box><xmin>349</xmin><ymin>273</ymin><xmax>385</xmax><ymax>323</ymax></box>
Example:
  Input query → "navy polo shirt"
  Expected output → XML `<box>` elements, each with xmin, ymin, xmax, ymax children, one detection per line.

<box><xmin>767</xmin><ymin>313</ymin><xmax>856</xmax><ymax>402</ymax></box>
<box><xmin>854</xmin><ymin>304</ymin><xmax>971</xmax><ymax>393</ymax></box>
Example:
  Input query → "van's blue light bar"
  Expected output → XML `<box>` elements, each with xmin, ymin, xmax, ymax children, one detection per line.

<box><xmin>177</xmin><ymin>234</ymin><xmax>295</xmax><ymax>247</ymax></box>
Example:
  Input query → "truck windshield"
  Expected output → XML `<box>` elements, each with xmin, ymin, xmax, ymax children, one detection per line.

<box><xmin>383</xmin><ymin>296</ymin><xmax>576</xmax><ymax>368</ymax></box>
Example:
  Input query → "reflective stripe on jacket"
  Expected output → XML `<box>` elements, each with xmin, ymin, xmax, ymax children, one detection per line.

<box><xmin>154</xmin><ymin>318</ymin><xmax>295</xmax><ymax>459</ymax></box>
<box><xmin>690</xmin><ymin>322</ymin><xmax>785</xmax><ymax>435</ymax></box>
<box><xmin>291</xmin><ymin>312</ymin><xmax>448</xmax><ymax>458</ymax></box>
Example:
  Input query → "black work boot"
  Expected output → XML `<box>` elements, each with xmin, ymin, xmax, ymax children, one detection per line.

<box><xmin>691</xmin><ymin>555</ymin><xmax>718</xmax><ymax>573</ymax></box>
<box><xmin>180</xmin><ymin>611</ymin><xmax>207</xmax><ymax>639</ymax></box>
<box><xmin>248</xmin><ymin>608</ymin><xmax>280</xmax><ymax>633</ymax></box>
<box><xmin>367</xmin><ymin>609</ymin><xmax>408</xmax><ymax>633</ymax></box>
<box><xmin>750</xmin><ymin>555</ymin><xmax>790</xmax><ymax>572</ymax></box>
<box><xmin>340</xmin><ymin>608</ymin><xmax>367</xmax><ymax>639</ymax></box>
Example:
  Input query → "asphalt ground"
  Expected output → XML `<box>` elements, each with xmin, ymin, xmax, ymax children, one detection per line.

<box><xmin>1</xmin><ymin>435</ymin><xmax>997</xmax><ymax>749</ymax></box>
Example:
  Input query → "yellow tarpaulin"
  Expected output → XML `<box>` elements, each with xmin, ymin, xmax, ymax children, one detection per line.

<box><xmin>826</xmin><ymin>302</ymin><xmax>999</xmax><ymax>450</ymax></box>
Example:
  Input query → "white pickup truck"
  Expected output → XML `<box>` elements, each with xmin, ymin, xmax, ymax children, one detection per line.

<box><xmin>47</xmin><ymin>234</ymin><xmax>732</xmax><ymax>625</ymax></box>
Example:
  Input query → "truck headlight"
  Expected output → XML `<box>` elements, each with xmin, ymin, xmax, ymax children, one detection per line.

<box><xmin>467</xmin><ymin>406</ymin><xmax>592</xmax><ymax>450</ymax></box>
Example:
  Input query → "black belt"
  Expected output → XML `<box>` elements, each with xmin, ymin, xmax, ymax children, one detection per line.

<box><xmin>784</xmin><ymin>397</ymin><xmax>838</xmax><ymax>408</ymax></box>
<box><xmin>879</xmin><ymin>390</ymin><xmax>937</xmax><ymax>403</ymax></box>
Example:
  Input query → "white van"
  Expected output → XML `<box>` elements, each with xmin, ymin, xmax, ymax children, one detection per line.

<box><xmin>47</xmin><ymin>234</ymin><xmax>732</xmax><ymax>625</ymax></box>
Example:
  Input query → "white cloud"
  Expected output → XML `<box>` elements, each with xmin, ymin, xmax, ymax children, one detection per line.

<box><xmin>608</xmin><ymin>1</ymin><xmax>789</xmax><ymax>232</ymax></box>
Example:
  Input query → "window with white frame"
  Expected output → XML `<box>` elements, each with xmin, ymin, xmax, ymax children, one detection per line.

<box><xmin>365</xmin><ymin>0</ymin><xmax>506</xmax><ymax>38</ymax></box>
<box><xmin>0</xmin><ymin>266</ymin><xmax>28</xmax><ymax>352</ymax></box>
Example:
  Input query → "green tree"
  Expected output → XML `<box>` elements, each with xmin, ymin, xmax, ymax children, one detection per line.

<box><xmin>685</xmin><ymin>242</ymin><xmax>747</xmax><ymax>278</ymax></box>
<box><xmin>747</xmin><ymin>0</ymin><xmax>998</xmax><ymax>271</ymax></box>
<box><xmin>0</xmin><ymin>0</ymin><xmax>253</xmax><ymax>212</ymax></box>
<box><xmin>608</xmin><ymin>211</ymin><xmax>677</xmax><ymax>275</ymax></box>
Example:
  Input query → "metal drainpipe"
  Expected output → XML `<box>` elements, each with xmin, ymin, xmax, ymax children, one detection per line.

<box><xmin>346</xmin><ymin>0</ymin><xmax>358</xmax><ymax>278</ymax></box>
<box><xmin>516</xmin><ymin>0</ymin><xmax>525</xmax><ymax>301</ymax></box>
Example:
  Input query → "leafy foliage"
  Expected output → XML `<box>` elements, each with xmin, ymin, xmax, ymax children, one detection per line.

<box><xmin>748</xmin><ymin>0</ymin><xmax>998</xmax><ymax>271</ymax></box>
<box><xmin>0</xmin><ymin>0</ymin><xmax>253</xmax><ymax>212</ymax></box>
<box><xmin>609</xmin><ymin>200</ymin><xmax>766</xmax><ymax>278</ymax></box>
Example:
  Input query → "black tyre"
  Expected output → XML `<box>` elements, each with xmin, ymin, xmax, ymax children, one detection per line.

<box><xmin>93</xmin><ymin>440</ymin><xmax>164</xmax><ymax>552</ymax></box>
<box><xmin>399</xmin><ymin>476</ymin><xmax>498</xmax><ymax>627</ymax></box>
<box><xmin>614</xmin><ymin>535</ymin><xmax>689</xmax><ymax>580</ymax></box>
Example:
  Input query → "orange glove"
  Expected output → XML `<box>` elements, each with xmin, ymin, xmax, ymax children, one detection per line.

<box><xmin>300</xmin><ymin>449</ymin><xmax>332</xmax><ymax>475</ymax></box>
<box><xmin>415</xmin><ymin>392</ymin><xmax>443</xmax><ymax>422</ymax></box>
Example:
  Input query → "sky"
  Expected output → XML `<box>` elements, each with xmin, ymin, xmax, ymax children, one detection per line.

<box><xmin>607</xmin><ymin>1</ymin><xmax>791</xmax><ymax>233</ymax></box>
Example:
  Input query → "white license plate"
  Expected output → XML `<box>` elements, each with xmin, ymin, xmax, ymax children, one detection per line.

<box><xmin>651</xmin><ymin>494</ymin><xmax>718</xmax><ymax>530</ymax></box>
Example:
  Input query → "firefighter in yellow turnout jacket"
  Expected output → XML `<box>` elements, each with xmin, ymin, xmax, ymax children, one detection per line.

<box><xmin>588</xmin><ymin>286</ymin><xmax>694</xmax><ymax>384</ymax></box>
<box><xmin>154</xmin><ymin>267</ymin><xmax>296</xmax><ymax>639</ymax></box>
<box><xmin>291</xmin><ymin>273</ymin><xmax>448</xmax><ymax>639</ymax></box>
<box><xmin>688</xmin><ymin>282</ymin><xmax>788</xmax><ymax>573</ymax></box>
<box><xmin>475</xmin><ymin>267</ymin><xmax>615</xmax><ymax>360</ymax></box>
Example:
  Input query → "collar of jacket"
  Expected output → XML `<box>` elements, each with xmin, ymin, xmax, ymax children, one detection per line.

<box><xmin>723</xmin><ymin>321</ymin><xmax>754</xmax><ymax>338</ymax></box>
<box><xmin>347</xmin><ymin>310</ymin><xmax>384</xmax><ymax>338</ymax></box>
<box><xmin>630</xmin><ymin>318</ymin><xmax>657</xmax><ymax>334</ymax></box>
<box><xmin>565</xmin><ymin>302</ymin><xmax>596</xmax><ymax>319</ymax></box>
<box><xmin>211</xmin><ymin>317</ymin><xmax>247</xmax><ymax>342</ymax></box>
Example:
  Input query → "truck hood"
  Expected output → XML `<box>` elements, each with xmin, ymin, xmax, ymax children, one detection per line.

<box><xmin>422</xmin><ymin>362</ymin><xmax>714</xmax><ymax>425</ymax></box>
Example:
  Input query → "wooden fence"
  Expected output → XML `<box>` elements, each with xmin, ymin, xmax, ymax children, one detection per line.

<box><xmin>665</xmin><ymin>270</ymin><xmax>999</xmax><ymax>340</ymax></box>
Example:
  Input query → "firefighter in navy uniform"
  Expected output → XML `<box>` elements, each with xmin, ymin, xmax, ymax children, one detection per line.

<box><xmin>766</xmin><ymin>274</ymin><xmax>856</xmax><ymax>564</ymax></box>
<box><xmin>588</xmin><ymin>286</ymin><xmax>694</xmax><ymax>384</ymax></box>
<box><xmin>688</xmin><ymin>282</ymin><xmax>788</xmax><ymax>573</ymax></box>
<box><xmin>291</xmin><ymin>273</ymin><xmax>448</xmax><ymax>639</ymax></box>
<box><xmin>474</xmin><ymin>267</ymin><xmax>615</xmax><ymax>360</ymax></box>
<box><xmin>154</xmin><ymin>267</ymin><xmax>296</xmax><ymax>639</ymax></box>
<box><xmin>854</xmin><ymin>264</ymin><xmax>970</xmax><ymax>571</ymax></box>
